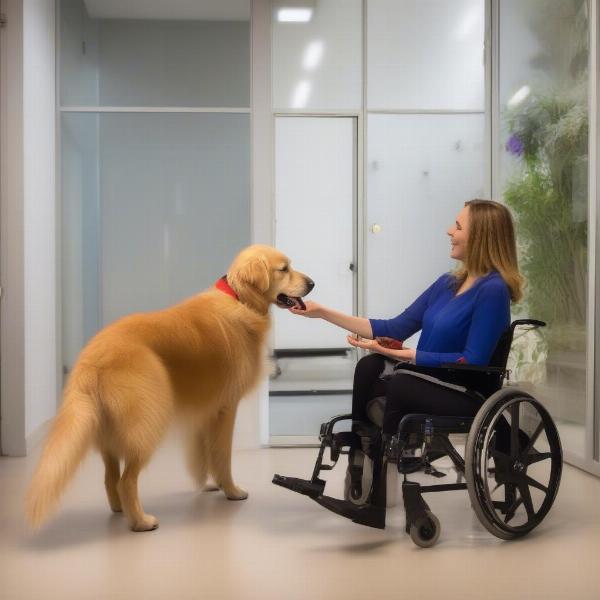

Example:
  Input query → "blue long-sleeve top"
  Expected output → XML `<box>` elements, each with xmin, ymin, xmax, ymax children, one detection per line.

<box><xmin>369</xmin><ymin>272</ymin><xmax>511</xmax><ymax>367</ymax></box>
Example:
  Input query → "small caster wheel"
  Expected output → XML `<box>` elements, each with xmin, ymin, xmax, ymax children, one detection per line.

<box><xmin>409</xmin><ymin>511</ymin><xmax>441</xmax><ymax>548</ymax></box>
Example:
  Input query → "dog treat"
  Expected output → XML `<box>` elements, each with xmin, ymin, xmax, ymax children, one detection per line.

<box><xmin>277</xmin><ymin>293</ymin><xmax>306</xmax><ymax>310</ymax></box>
<box><xmin>378</xmin><ymin>337</ymin><xmax>404</xmax><ymax>350</ymax></box>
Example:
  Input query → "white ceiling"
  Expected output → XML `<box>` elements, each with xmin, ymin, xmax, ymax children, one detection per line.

<box><xmin>83</xmin><ymin>0</ymin><xmax>251</xmax><ymax>21</ymax></box>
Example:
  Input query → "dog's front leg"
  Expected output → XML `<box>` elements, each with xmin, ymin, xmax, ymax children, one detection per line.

<box><xmin>209</xmin><ymin>404</ymin><xmax>248</xmax><ymax>501</ymax></box>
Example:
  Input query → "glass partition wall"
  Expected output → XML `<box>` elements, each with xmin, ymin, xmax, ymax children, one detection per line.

<box><xmin>269</xmin><ymin>0</ymin><xmax>488</xmax><ymax>442</ymax></box>
<box><xmin>268</xmin><ymin>0</ymin><xmax>599</xmax><ymax>475</ymax></box>
<box><xmin>497</xmin><ymin>0</ymin><xmax>593</xmax><ymax>468</ymax></box>
<box><xmin>58</xmin><ymin>0</ymin><xmax>600</xmax><ymax>472</ymax></box>
<box><xmin>59</xmin><ymin>0</ymin><xmax>251</xmax><ymax>373</ymax></box>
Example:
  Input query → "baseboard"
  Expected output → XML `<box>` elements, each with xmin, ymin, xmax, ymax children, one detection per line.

<box><xmin>269</xmin><ymin>435</ymin><xmax>320</xmax><ymax>447</ymax></box>
<box><xmin>25</xmin><ymin>419</ymin><xmax>52</xmax><ymax>455</ymax></box>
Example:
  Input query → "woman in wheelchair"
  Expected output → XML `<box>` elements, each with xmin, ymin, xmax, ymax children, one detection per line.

<box><xmin>274</xmin><ymin>199</ymin><xmax>562</xmax><ymax>547</ymax></box>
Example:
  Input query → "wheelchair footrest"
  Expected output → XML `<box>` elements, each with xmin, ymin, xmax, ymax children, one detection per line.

<box><xmin>313</xmin><ymin>495</ymin><xmax>386</xmax><ymax>530</ymax></box>
<box><xmin>272</xmin><ymin>474</ymin><xmax>325</xmax><ymax>499</ymax></box>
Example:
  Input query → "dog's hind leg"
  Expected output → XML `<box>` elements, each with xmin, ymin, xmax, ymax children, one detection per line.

<box><xmin>208</xmin><ymin>404</ymin><xmax>248</xmax><ymax>501</ymax></box>
<box><xmin>186</xmin><ymin>429</ymin><xmax>213</xmax><ymax>490</ymax></box>
<box><xmin>117</xmin><ymin>458</ymin><xmax>158</xmax><ymax>532</ymax></box>
<box><xmin>100</xmin><ymin>449</ymin><xmax>122</xmax><ymax>513</ymax></box>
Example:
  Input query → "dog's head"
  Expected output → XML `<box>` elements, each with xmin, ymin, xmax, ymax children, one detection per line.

<box><xmin>227</xmin><ymin>245</ymin><xmax>314</xmax><ymax>314</ymax></box>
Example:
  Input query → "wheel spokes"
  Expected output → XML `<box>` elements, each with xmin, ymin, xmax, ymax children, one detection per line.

<box><xmin>503</xmin><ymin>496</ymin><xmax>522</xmax><ymax>524</ymax></box>
<box><xmin>518</xmin><ymin>481</ymin><xmax>535</xmax><ymax>518</ymax></box>
<box><xmin>509</xmin><ymin>403</ymin><xmax>520</xmax><ymax>459</ymax></box>
<box><xmin>525</xmin><ymin>452</ymin><xmax>552</xmax><ymax>466</ymax></box>
<box><xmin>525</xmin><ymin>475</ymin><xmax>548</xmax><ymax>494</ymax></box>
<box><xmin>522</xmin><ymin>421</ymin><xmax>545</xmax><ymax>455</ymax></box>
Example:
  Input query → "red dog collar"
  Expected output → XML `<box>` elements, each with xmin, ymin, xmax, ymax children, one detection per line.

<box><xmin>215</xmin><ymin>276</ymin><xmax>239</xmax><ymax>300</ymax></box>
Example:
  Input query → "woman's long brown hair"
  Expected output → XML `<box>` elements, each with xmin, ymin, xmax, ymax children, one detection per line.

<box><xmin>454</xmin><ymin>199</ymin><xmax>524</xmax><ymax>302</ymax></box>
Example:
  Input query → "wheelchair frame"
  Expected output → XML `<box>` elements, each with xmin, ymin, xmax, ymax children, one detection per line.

<box><xmin>273</xmin><ymin>320</ymin><xmax>563</xmax><ymax>547</ymax></box>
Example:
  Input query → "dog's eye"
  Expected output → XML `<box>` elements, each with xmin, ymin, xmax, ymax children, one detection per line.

<box><xmin>279</xmin><ymin>266</ymin><xmax>289</xmax><ymax>272</ymax></box>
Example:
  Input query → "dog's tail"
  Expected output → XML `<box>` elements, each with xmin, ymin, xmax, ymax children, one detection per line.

<box><xmin>25</xmin><ymin>367</ymin><xmax>100</xmax><ymax>530</ymax></box>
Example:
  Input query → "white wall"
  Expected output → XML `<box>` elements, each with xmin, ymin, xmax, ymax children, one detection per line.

<box><xmin>23</xmin><ymin>0</ymin><xmax>58</xmax><ymax>442</ymax></box>
<box><xmin>1</xmin><ymin>0</ymin><xmax>26</xmax><ymax>456</ymax></box>
<box><xmin>1</xmin><ymin>0</ymin><xmax>57</xmax><ymax>455</ymax></box>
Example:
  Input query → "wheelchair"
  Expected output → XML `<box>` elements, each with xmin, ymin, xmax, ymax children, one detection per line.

<box><xmin>273</xmin><ymin>320</ymin><xmax>562</xmax><ymax>548</ymax></box>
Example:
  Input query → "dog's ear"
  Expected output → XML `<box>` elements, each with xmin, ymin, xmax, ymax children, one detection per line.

<box><xmin>235</xmin><ymin>256</ymin><xmax>270</xmax><ymax>293</ymax></box>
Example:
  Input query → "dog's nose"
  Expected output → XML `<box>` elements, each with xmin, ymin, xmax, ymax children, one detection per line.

<box><xmin>306</xmin><ymin>279</ymin><xmax>315</xmax><ymax>292</ymax></box>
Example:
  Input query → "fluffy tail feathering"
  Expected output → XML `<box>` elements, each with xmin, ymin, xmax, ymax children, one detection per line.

<box><xmin>26</xmin><ymin>371</ymin><xmax>100</xmax><ymax>529</ymax></box>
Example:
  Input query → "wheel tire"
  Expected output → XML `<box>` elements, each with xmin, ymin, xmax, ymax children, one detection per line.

<box><xmin>409</xmin><ymin>511</ymin><xmax>441</xmax><ymax>548</ymax></box>
<box><xmin>465</xmin><ymin>387</ymin><xmax>562</xmax><ymax>541</ymax></box>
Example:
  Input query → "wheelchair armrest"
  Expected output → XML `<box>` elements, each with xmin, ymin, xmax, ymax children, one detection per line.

<box><xmin>319</xmin><ymin>413</ymin><xmax>353</xmax><ymax>439</ymax></box>
<box><xmin>511</xmin><ymin>319</ymin><xmax>546</xmax><ymax>329</ymax></box>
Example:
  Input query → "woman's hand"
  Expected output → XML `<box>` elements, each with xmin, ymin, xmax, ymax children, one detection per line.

<box><xmin>289</xmin><ymin>300</ymin><xmax>324</xmax><ymax>318</ymax></box>
<box><xmin>347</xmin><ymin>335</ymin><xmax>416</xmax><ymax>362</ymax></box>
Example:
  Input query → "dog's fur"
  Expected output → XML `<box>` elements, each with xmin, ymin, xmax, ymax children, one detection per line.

<box><xmin>26</xmin><ymin>245</ymin><xmax>312</xmax><ymax>532</ymax></box>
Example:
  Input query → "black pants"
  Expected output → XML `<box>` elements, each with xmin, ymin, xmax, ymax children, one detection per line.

<box><xmin>351</xmin><ymin>354</ymin><xmax>484</xmax><ymax>435</ymax></box>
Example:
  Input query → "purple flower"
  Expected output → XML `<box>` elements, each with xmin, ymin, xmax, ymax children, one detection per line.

<box><xmin>505</xmin><ymin>134</ymin><xmax>524</xmax><ymax>157</ymax></box>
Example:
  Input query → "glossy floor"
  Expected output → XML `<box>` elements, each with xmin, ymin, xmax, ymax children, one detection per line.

<box><xmin>1</xmin><ymin>436</ymin><xmax>599</xmax><ymax>599</ymax></box>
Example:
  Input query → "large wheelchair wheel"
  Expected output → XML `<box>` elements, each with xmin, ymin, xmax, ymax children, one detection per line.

<box><xmin>465</xmin><ymin>387</ymin><xmax>562</xmax><ymax>540</ymax></box>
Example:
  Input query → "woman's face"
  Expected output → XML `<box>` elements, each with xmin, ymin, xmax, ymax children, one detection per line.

<box><xmin>447</xmin><ymin>205</ymin><xmax>470</xmax><ymax>261</ymax></box>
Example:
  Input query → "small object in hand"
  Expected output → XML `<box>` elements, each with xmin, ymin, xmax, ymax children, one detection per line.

<box><xmin>278</xmin><ymin>294</ymin><xmax>306</xmax><ymax>310</ymax></box>
<box><xmin>352</xmin><ymin>333</ymin><xmax>362</xmax><ymax>341</ymax></box>
<box><xmin>378</xmin><ymin>337</ymin><xmax>404</xmax><ymax>350</ymax></box>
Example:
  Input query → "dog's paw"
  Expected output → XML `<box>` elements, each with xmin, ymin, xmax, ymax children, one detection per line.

<box><xmin>224</xmin><ymin>486</ymin><xmax>248</xmax><ymax>501</ymax></box>
<box><xmin>130</xmin><ymin>514</ymin><xmax>159</xmax><ymax>532</ymax></box>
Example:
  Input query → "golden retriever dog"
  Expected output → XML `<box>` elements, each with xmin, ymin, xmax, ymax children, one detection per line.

<box><xmin>26</xmin><ymin>245</ymin><xmax>313</xmax><ymax>532</ymax></box>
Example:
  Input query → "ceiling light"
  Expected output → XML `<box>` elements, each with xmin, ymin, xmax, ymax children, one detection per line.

<box><xmin>277</xmin><ymin>8</ymin><xmax>313</xmax><ymax>22</ymax></box>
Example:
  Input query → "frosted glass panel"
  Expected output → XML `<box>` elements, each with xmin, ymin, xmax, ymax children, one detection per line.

<box><xmin>61</xmin><ymin>113</ymin><xmax>250</xmax><ymax>368</ymax></box>
<box><xmin>60</xmin><ymin>0</ymin><xmax>250</xmax><ymax>107</ymax></box>
<box><xmin>274</xmin><ymin>117</ymin><xmax>355</xmax><ymax>349</ymax></box>
<box><xmin>498</xmin><ymin>0</ymin><xmax>589</xmax><ymax>459</ymax></box>
<box><xmin>272</xmin><ymin>0</ymin><xmax>362</xmax><ymax>110</ymax></box>
<box><xmin>61</xmin><ymin>113</ymin><xmax>101</xmax><ymax>369</ymax></box>
<box><xmin>368</xmin><ymin>0</ymin><xmax>485</xmax><ymax>110</ymax></box>
<box><xmin>366</xmin><ymin>114</ymin><xmax>485</xmax><ymax>332</ymax></box>
<box><xmin>270</xmin><ymin>393</ymin><xmax>351</xmax><ymax>436</ymax></box>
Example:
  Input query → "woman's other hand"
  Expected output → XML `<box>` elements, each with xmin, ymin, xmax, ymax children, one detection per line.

<box><xmin>289</xmin><ymin>300</ymin><xmax>324</xmax><ymax>318</ymax></box>
<box><xmin>347</xmin><ymin>335</ymin><xmax>383</xmax><ymax>352</ymax></box>
<box><xmin>347</xmin><ymin>334</ymin><xmax>416</xmax><ymax>362</ymax></box>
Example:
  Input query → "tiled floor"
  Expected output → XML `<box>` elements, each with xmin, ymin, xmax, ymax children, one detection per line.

<box><xmin>1</xmin><ymin>434</ymin><xmax>599</xmax><ymax>600</ymax></box>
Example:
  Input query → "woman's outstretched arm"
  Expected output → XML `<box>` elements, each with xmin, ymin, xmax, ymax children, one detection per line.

<box><xmin>289</xmin><ymin>301</ymin><xmax>374</xmax><ymax>338</ymax></box>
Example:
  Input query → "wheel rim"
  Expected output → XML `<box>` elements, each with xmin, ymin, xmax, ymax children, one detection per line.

<box><xmin>471</xmin><ymin>394</ymin><xmax>562</xmax><ymax>536</ymax></box>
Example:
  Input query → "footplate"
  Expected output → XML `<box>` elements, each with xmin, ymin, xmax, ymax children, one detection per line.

<box><xmin>313</xmin><ymin>495</ymin><xmax>386</xmax><ymax>529</ymax></box>
<box><xmin>272</xmin><ymin>474</ymin><xmax>325</xmax><ymax>499</ymax></box>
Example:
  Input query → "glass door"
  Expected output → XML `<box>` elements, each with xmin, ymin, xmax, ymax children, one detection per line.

<box><xmin>365</xmin><ymin>0</ymin><xmax>487</xmax><ymax>341</ymax></box>
<box><xmin>269</xmin><ymin>116</ymin><xmax>357</xmax><ymax>443</ymax></box>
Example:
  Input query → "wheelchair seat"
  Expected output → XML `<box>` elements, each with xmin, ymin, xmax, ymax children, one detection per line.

<box><xmin>273</xmin><ymin>319</ymin><xmax>563</xmax><ymax>548</ymax></box>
